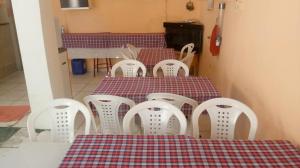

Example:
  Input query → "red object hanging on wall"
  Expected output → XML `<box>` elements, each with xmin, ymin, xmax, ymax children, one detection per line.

<box><xmin>210</xmin><ymin>25</ymin><xmax>221</xmax><ymax>56</ymax></box>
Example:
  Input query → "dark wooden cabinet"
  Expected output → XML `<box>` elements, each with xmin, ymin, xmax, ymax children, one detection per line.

<box><xmin>163</xmin><ymin>22</ymin><xmax>204</xmax><ymax>54</ymax></box>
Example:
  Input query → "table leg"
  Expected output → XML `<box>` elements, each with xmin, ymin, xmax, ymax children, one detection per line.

<box><xmin>96</xmin><ymin>59</ymin><xmax>99</xmax><ymax>72</ymax></box>
<box><xmin>109</xmin><ymin>58</ymin><xmax>112</xmax><ymax>69</ymax></box>
<box><xmin>105</xmin><ymin>58</ymin><xmax>109</xmax><ymax>73</ymax></box>
<box><xmin>93</xmin><ymin>58</ymin><xmax>96</xmax><ymax>77</ymax></box>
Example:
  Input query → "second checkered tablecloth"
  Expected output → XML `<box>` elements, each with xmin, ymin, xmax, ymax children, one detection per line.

<box><xmin>92</xmin><ymin>76</ymin><xmax>220</xmax><ymax>116</ymax></box>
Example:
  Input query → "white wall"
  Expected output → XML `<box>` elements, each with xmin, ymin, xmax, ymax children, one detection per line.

<box><xmin>11</xmin><ymin>0</ymin><xmax>66</xmax><ymax>128</ymax></box>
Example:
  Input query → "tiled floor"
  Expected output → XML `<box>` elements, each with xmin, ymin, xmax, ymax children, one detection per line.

<box><xmin>0</xmin><ymin>70</ymin><xmax>107</xmax><ymax>156</ymax></box>
<box><xmin>70</xmin><ymin>70</ymin><xmax>106</xmax><ymax>102</ymax></box>
<box><xmin>0</xmin><ymin>71</ymin><xmax>28</xmax><ymax>106</ymax></box>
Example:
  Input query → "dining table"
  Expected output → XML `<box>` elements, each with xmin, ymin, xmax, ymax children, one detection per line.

<box><xmin>92</xmin><ymin>76</ymin><xmax>220</xmax><ymax>116</ymax></box>
<box><xmin>67</xmin><ymin>48</ymin><xmax>176</xmax><ymax>69</ymax></box>
<box><xmin>59</xmin><ymin>135</ymin><xmax>300</xmax><ymax>167</ymax></box>
<box><xmin>63</xmin><ymin>32</ymin><xmax>167</xmax><ymax>59</ymax></box>
<box><xmin>137</xmin><ymin>48</ymin><xmax>176</xmax><ymax>69</ymax></box>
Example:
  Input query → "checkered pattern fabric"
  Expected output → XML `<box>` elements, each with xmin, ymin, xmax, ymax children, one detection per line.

<box><xmin>62</xmin><ymin>33</ymin><xmax>110</xmax><ymax>48</ymax></box>
<box><xmin>59</xmin><ymin>135</ymin><xmax>300</xmax><ymax>168</ymax></box>
<box><xmin>137</xmin><ymin>48</ymin><xmax>176</xmax><ymax>69</ymax></box>
<box><xmin>62</xmin><ymin>33</ymin><xmax>166</xmax><ymax>48</ymax></box>
<box><xmin>92</xmin><ymin>77</ymin><xmax>220</xmax><ymax>116</ymax></box>
<box><xmin>109</xmin><ymin>33</ymin><xmax>166</xmax><ymax>48</ymax></box>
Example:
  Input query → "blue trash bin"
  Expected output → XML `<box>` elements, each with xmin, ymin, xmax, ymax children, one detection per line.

<box><xmin>71</xmin><ymin>59</ymin><xmax>87</xmax><ymax>75</ymax></box>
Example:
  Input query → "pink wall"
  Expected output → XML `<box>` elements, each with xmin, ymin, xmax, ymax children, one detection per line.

<box><xmin>199</xmin><ymin>0</ymin><xmax>300</xmax><ymax>146</ymax></box>
<box><xmin>52</xmin><ymin>0</ymin><xmax>204</xmax><ymax>33</ymax></box>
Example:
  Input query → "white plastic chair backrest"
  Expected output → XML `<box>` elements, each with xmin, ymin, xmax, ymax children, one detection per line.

<box><xmin>153</xmin><ymin>59</ymin><xmax>189</xmax><ymax>77</ymax></box>
<box><xmin>179</xmin><ymin>43</ymin><xmax>194</xmax><ymax>60</ymax></box>
<box><xmin>192</xmin><ymin>98</ymin><xmax>258</xmax><ymax>140</ymax></box>
<box><xmin>123</xmin><ymin>100</ymin><xmax>187</xmax><ymax>135</ymax></box>
<box><xmin>127</xmin><ymin>43</ymin><xmax>138</xmax><ymax>59</ymax></box>
<box><xmin>83</xmin><ymin>95</ymin><xmax>135</xmax><ymax>134</ymax></box>
<box><xmin>27</xmin><ymin>98</ymin><xmax>91</xmax><ymax>143</ymax></box>
<box><xmin>147</xmin><ymin>93</ymin><xmax>198</xmax><ymax>111</ymax></box>
<box><xmin>119</xmin><ymin>51</ymin><xmax>131</xmax><ymax>60</ymax></box>
<box><xmin>111</xmin><ymin>59</ymin><xmax>147</xmax><ymax>77</ymax></box>
<box><xmin>181</xmin><ymin>51</ymin><xmax>195</xmax><ymax>69</ymax></box>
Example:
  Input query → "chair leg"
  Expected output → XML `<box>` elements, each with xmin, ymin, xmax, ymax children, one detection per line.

<box><xmin>91</xmin><ymin>114</ymin><xmax>98</xmax><ymax>133</ymax></box>
<box><xmin>105</xmin><ymin>58</ymin><xmax>109</xmax><ymax>73</ymax></box>
<box><xmin>96</xmin><ymin>59</ymin><xmax>99</xmax><ymax>72</ymax></box>
<box><xmin>93</xmin><ymin>58</ymin><xmax>96</xmax><ymax>77</ymax></box>
<box><xmin>109</xmin><ymin>58</ymin><xmax>112</xmax><ymax>69</ymax></box>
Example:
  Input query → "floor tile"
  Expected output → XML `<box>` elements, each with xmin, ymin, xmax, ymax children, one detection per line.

<box><xmin>14</xmin><ymin>84</ymin><xmax>27</xmax><ymax>91</ymax></box>
<box><xmin>70</xmin><ymin>78</ymin><xmax>90</xmax><ymax>84</ymax></box>
<box><xmin>81</xmin><ymin>83</ymin><xmax>98</xmax><ymax>92</ymax></box>
<box><xmin>0</xmin><ymin>90</ymin><xmax>27</xmax><ymax>101</ymax></box>
<box><xmin>74</xmin><ymin>91</ymin><xmax>92</xmax><ymax>102</ymax></box>
<box><xmin>11</xmin><ymin>114</ymin><xmax>29</xmax><ymax>128</ymax></box>
<box><xmin>19</xmin><ymin>96</ymin><xmax>29</xmax><ymax>101</ymax></box>
<box><xmin>11</xmin><ymin>100</ymin><xmax>29</xmax><ymax>105</ymax></box>
<box><xmin>71</xmin><ymin>83</ymin><xmax>87</xmax><ymax>92</ymax></box>
<box><xmin>0</xmin><ymin>83</ymin><xmax>18</xmax><ymax>92</ymax></box>
<box><xmin>88</xmin><ymin>78</ymin><xmax>103</xmax><ymax>85</ymax></box>
<box><xmin>0</xmin><ymin>121</ymin><xmax>18</xmax><ymax>127</ymax></box>
<box><xmin>0</xmin><ymin>148</ymin><xmax>18</xmax><ymax>157</ymax></box>
<box><xmin>0</xmin><ymin>127</ymin><xmax>21</xmax><ymax>144</ymax></box>
<box><xmin>72</xmin><ymin>91</ymin><xmax>80</xmax><ymax>97</ymax></box>
<box><xmin>0</xmin><ymin>100</ymin><xmax>14</xmax><ymax>106</ymax></box>
<box><xmin>0</xmin><ymin>128</ymin><xmax>29</xmax><ymax>148</ymax></box>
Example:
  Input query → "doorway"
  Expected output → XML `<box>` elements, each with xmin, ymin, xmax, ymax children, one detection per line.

<box><xmin>0</xmin><ymin>0</ymin><xmax>29</xmax><ymax>146</ymax></box>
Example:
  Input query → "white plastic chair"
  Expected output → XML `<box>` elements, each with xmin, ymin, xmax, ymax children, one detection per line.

<box><xmin>179</xmin><ymin>43</ymin><xmax>194</xmax><ymax>60</ymax></box>
<box><xmin>147</xmin><ymin>93</ymin><xmax>198</xmax><ymax>134</ymax></box>
<box><xmin>83</xmin><ymin>95</ymin><xmax>135</xmax><ymax>134</ymax></box>
<box><xmin>123</xmin><ymin>100</ymin><xmax>187</xmax><ymax>135</ymax></box>
<box><xmin>27</xmin><ymin>98</ymin><xmax>92</xmax><ymax>143</ymax></box>
<box><xmin>147</xmin><ymin>93</ymin><xmax>198</xmax><ymax>115</ymax></box>
<box><xmin>153</xmin><ymin>59</ymin><xmax>189</xmax><ymax>77</ymax></box>
<box><xmin>111</xmin><ymin>59</ymin><xmax>147</xmax><ymax>77</ymax></box>
<box><xmin>192</xmin><ymin>98</ymin><xmax>258</xmax><ymax>140</ymax></box>
<box><xmin>126</xmin><ymin>43</ymin><xmax>138</xmax><ymax>59</ymax></box>
<box><xmin>119</xmin><ymin>51</ymin><xmax>132</xmax><ymax>60</ymax></box>
<box><xmin>181</xmin><ymin>51</ymin><xmax>195</xmax><ymax>69</ymax></box>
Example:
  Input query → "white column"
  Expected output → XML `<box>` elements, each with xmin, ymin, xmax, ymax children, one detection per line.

<box><xmin>11</xmin><ymin>0</ymin><xmax>66</xmax><ymax>128</ymax></box>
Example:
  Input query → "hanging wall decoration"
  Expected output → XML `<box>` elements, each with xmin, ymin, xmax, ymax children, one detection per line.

<box><xmin>186</xmin><ymin>0</ymin><xmax>194</xmax><ymax>11</ymax></box>
<box><xmin>210</xmin><ymin>2</ymin><xmax>226</xmax><ymax>56</ymax></box>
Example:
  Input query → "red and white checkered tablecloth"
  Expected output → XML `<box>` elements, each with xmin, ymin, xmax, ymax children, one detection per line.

<box><xmin>59</xmin><ymin>135</ymin><xmax>300</xmax><ymax>168</ymax></box>
<box><xmin>137</xmin><ymin>48</ymin><xmax>176</xmax><ymax>69</ymax></box>
<box><xmin>62</xmin><ymin>33</ymin><xmax>166</xmax><ymax>48</ymax></box>
<box><xmin>108</xmin><ymin>33</ymin><xmax>166</xmax><ymax>48</ymax></box>
<box><xmin>62</xmin><ymin>33</ymin><xmax>110</xmax><ymax>48</ymax></box>
<box><xmin>92</xmin><ymin>76</ymin><xmax>220</xmax><ymax>116</ymax></box>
